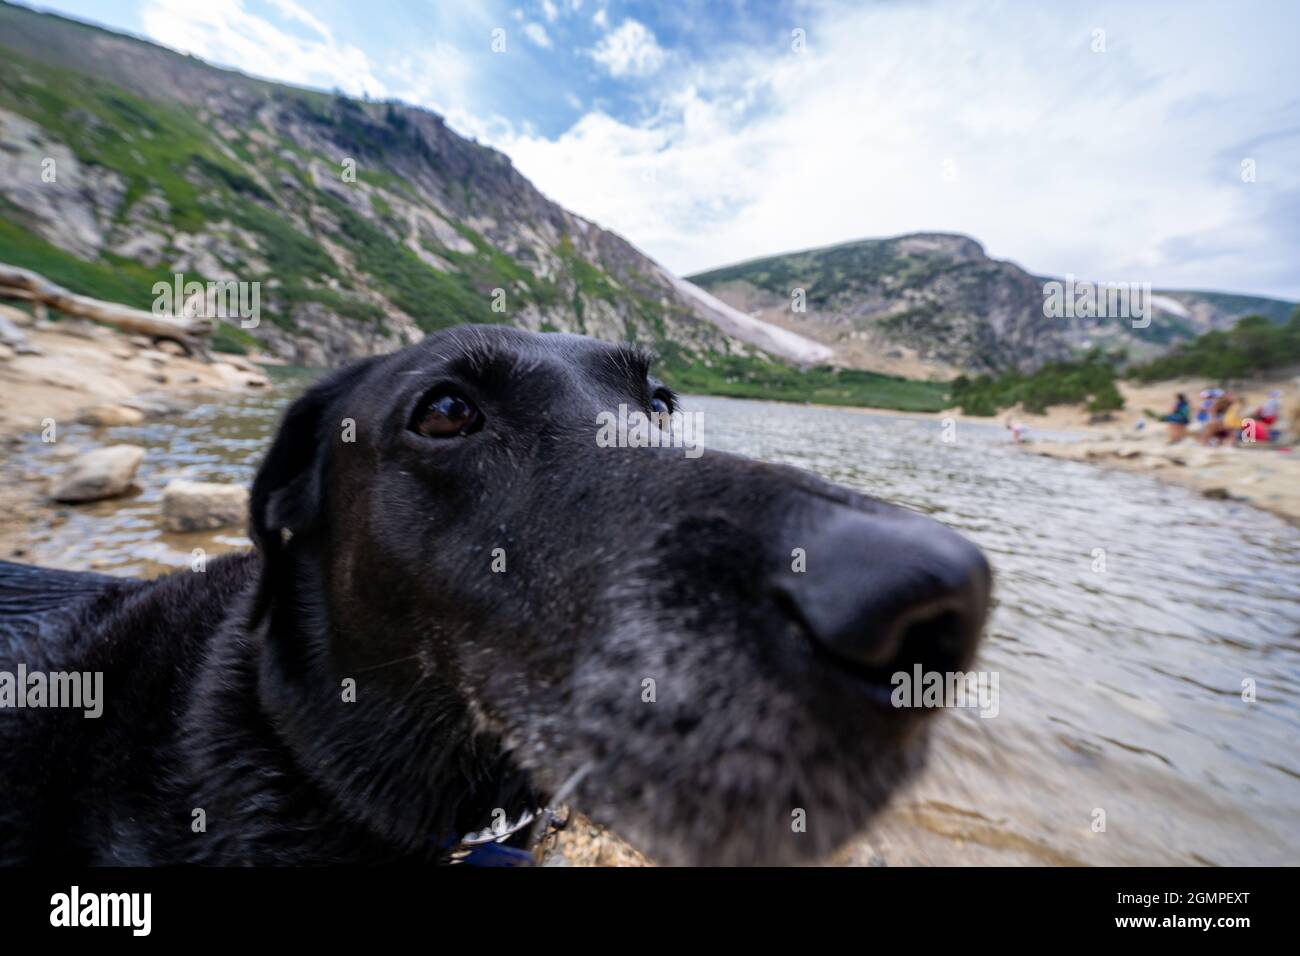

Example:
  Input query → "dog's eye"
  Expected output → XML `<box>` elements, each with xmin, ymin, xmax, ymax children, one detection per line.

<box><xmin>411</xmin><ymin>390</ymin><xmax>480</xmax><ymax>438</ymax></box>
<box><xmin>650</xmin><ymin>389</ymin><xmax>674</xmax><ymax>416</ymax></box>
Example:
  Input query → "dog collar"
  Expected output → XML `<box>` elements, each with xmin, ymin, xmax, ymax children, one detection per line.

<box><xmin>441</xmin><ymin>805</ymin><xmax>571</xmax><ymax>867</ymax></box>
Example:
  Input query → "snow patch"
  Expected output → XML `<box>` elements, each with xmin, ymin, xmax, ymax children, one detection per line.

<box><xmin>1150</xmin><ymin>294</ymin><xmax>1191</xmax><ymax>318</ymax></box>
<box><xmin>662</xmin><ymin>269</ymin><xmax>834</xmax><ymax>365</ymax></box>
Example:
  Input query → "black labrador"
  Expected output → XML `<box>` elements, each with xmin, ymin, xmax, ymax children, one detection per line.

<box><xmin>0</xmin><ymin>325</ymin><xmax>990</xmax><ymax>865</ymax></box>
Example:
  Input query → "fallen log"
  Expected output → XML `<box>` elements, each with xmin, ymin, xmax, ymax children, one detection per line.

<box><xmin>0</xmin><ymin>262</ymin><xmax>212</xmax><ymax>356</ymax></box>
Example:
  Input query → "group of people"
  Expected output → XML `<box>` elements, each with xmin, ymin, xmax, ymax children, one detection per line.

<box><xmin>1163</xmin><ymin>389</ymin><xmax>1285</xmax><ymax>445</ymax></box>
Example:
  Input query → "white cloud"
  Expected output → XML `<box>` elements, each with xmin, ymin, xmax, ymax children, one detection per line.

<box><xmin>386</xmin><ymin>43</ymin><xmax>479</xmax><ymax>120</ymax></box>
<box><xmin>541</xmin><ymin>0</ymin><xmax>559</xmax><ymax>23</ymax></box>
<box><xmin>140</xmin><ymin>0</ymin><xmax>386</xmax><ymax>98</ymax></box>
<box><xmin>590</xmin><ymin>18</ymin><xmax>664</xmax><ymax>78</ymax></box>
<box><xmin>488</xmin><ymin>1</ymin><xmax>1300</xmax><ymax>297</ymax></box>
<box><xmin>522</xmin><ymin>21</ymin><xmax>552</xmax><ymax>48</ymax></box>
<box><xmin>129</xmin><ymin>0</ymin><xmax>1300</xmax><ymax>297</ymax></box>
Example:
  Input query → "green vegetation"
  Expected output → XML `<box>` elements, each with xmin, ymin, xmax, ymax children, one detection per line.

<box><xmin>950</xmin><ymin>351</ymin><xmax>1124</xmax><ymax>416</ymax></box>
<box><xmin>0</xmin><ymin>50</ymin><xmax>270</xmax><ymax>232</ymax></box>
<box><xmin>210</xmin><ymin>319</ymin><xmax>266</xmax><ymax>354</ymax></box>
<box><xmin>1127</xmin><ymin>310</ymin><xmax>1300</xmax><ymax>383</ymax></box>
<box><xmin>319</xmin><ymin>194</ymin><xmax>495</xmax><ymax>330</ymax></box>
<box><xmin>657</xmin><ymin>347</ymin><xmax>950</xmax><ymax>412</ymax></box>
<box><xmin>438</xmin><ymin>222</ymin><xmax>561</xmax><ymax>310</ymax></box>
<box><xmin>225</xmin><ymin>203</ymin><xmax>339</xmax><ymax>284</ymax></box>
<box><xmin>0</xmin><ymin>205</ymin><xmax>165</xmax><ymax>308</ymax></box>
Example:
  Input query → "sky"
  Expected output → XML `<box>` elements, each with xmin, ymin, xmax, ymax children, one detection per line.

<box><xmin>27</xmin><ymin>0</ymin><xmax>1300</xmax><ymax>299</ymax></box>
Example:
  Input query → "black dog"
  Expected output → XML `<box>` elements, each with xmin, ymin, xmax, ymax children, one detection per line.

<box><xmin>0</xmin><ymin>326</ymin><xmax>990</xmax><ymax>865</ymax></box>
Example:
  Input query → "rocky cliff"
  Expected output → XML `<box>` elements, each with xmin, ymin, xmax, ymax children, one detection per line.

<box><xmin>0</xmin><ymin>2</ymin><xmax>821</xmax><ymax>369</ymax></box>
<box><xmin>689</xmin><ymin>233</ymin><xmax>1296</xmax><ymax>375</ymax></box>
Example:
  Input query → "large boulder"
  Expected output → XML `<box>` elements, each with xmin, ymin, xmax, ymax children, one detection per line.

<box><xmin>161</xmin><ymin>480</ymin><xmax>248</xmax><ymax>532</ymax></box>
<box><xmin>77</xmin><ymin>404</ymin><xmax>146</xmax><ymax>427</ymax></box>
<box><xmin>49</xmin><ymin>444</ymin><xmax>145</xmax><ymax>502</ymax></box>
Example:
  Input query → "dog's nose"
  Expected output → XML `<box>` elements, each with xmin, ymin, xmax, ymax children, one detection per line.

<box><xmin>774</xmin><ymin>511</ymin><xmax>991</xmax><ymax>678</ymax></box>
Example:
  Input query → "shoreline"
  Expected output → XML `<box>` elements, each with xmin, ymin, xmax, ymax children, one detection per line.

<box><xmin>739</xmin><ymin>376</ymin><xmax>1300</xmax><ymax>527</ymax></box>
<box><xmin>0</xmin><ymin>314</ymin><xmax>274</xmax><ymax>564</ymax></box>
<box><xmin>0</xmin><ymin>314</ymin><xmax>273</xmax><ymax>440</ymax></box>
<box><xmin>1022</xmin><ymin>437</ymin><xmax>1300</xmax><ymax>529</ymax></box>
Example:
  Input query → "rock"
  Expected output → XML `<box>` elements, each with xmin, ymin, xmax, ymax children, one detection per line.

<box><xmin>137</xmin><ymin>349</ymin><xmax>171</xmax><ymax>365</ymax></box>
<box><xmin>0</xmin><ymin>303</ymin><xmax>34</xmax><ymax>327</ymax></box>
<box><xmin>0</xmin><ymin>343</ymin><xmax>14</xmax><ymax>361</ymax></box>
<box><xmin>156</xmin><ymin>339</ymin><xmax>187</xmax><ymax>356</ymax></box>
<box><xmin>49</xmin><ymin>444</ymin><xmax>145</xmax><ymax>502</ymax></box>
<box><xmin>77</xmin><ymin>404</ymin><xmax>146</xmax><ymax>427</ymax></box>
<box><xmin>124</xmin><ymin>398</ymin><xmax>179</xmax><ymax>418</ymax></box>
<box><xmin>162</xmin><ymin>480</ymin><xmax>249</xmax><ymax>532</ymax></box>
<box><xmin>1202</xmin><ymin>487</ymin><xmax>1231</xmax><ymax>500</ymax></box>
<box><xmin>0</xmin><ymin>311</ymin><xmax>35</xmax><ymax>352</ymax></box>
<box><xmin>223</xmin><ymin>354</ymin><xmax>261</xmax><ymax>373</ymax></box>
<box><xmin>212</xmin><ymin>361</ymin><xmax>270</xmax><ymax>389</ymax></box>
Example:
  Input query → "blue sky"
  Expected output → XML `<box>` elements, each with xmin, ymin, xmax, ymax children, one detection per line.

<box><xmin>27</xmin><ymin>0</ymin><xmax>1300</xmax><ymax>299</ymax></box>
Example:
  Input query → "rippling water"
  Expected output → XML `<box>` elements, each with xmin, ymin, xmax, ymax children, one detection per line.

<box><xmin>694</xmin><ymin>394</ymin><xmax>1300</xmax><ymax>866</ymax></box>
<box><xmin>5</xmin><ymin>380</ymin><xmax>1298</xmax><ymax>865</ymax></box>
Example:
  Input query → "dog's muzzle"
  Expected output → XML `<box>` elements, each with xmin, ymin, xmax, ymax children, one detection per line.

<box><xmin>769</xmin><ymin>506</ymin><xmax>991</xmax><ymax>701</ymax></box>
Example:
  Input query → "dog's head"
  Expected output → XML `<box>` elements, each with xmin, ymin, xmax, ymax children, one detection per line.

<box><xmin>248</xmin><ymin>325</ymin><xmax>991</xmax><ymax>865</ymax></box>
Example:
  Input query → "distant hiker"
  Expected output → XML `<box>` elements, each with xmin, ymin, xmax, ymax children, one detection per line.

<box><xmin>1200</xmin><ymin>393</ymin><xmax>1235</xmax><ymax>446</ymax></box>
<box><xmin>1164</xmin><ymin>392</ymin><xmax>1190</xmax><ymax>443</ymax></box>
<box><xmin>1006</xmin><ymin>417</ymin><xmax>1028</xmax><ymax>444</ymax></box>
<box><xmin>1196</xmin><ymin>388</ymin><xmax>1221</xmax><ymax>427</ymax></box>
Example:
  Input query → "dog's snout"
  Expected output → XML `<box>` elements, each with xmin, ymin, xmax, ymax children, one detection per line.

<box><xmin>774</xmin><ymin>511</ymin><xmax>991</xmax><ymax>681</ymax></box>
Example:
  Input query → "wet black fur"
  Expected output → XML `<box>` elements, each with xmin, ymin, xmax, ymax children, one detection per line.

<box><xmin>0</xmin><ymin>326</ymin><xmax>987</xmax><ymax>865</ymax></box>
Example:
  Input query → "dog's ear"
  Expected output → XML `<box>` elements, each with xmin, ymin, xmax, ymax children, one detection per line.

<box><xmin>249</xmin><ymin>356</ymin><xmax>380</xmax><ymax>555</ymax></box>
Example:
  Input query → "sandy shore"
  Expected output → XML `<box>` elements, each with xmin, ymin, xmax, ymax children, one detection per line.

<box><xmin>798</xmin><ymin>374</ymin><xmax>1300</xmax><ymax>526</ymax></box>
<box><xmin>1014</xmin><ymin>376</ymin><xmax>1300</xmax><ymax>526</ymax></box>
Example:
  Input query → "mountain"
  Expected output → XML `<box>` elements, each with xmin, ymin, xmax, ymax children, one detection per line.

<box><xmin>3</xmin><ymin>3</ymin><xmax>1286</xmax><ymax>399</ymax></box>
<box><xmin>0</xmin><ymin>1</ymin><xmax>831</xmax><ymax>373</ymax></box>
<box><xmin>688</xmin><ymin>233</ymin><xmax>1296</xmax><ymax>376</ymax></box>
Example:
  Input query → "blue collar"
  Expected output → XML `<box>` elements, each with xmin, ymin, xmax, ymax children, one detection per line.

<box><xmin>440</xmin><ymin>807</ymin><xmax>569</xmax><ymax>867</ymax></box>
